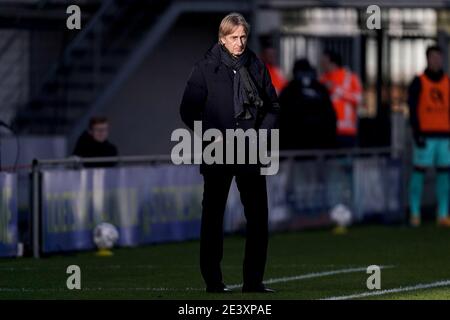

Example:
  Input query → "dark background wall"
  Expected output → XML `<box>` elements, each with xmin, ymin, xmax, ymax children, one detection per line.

<box><xmin>29</xmin><ymin>30</ymin><xmax>65</xmax><ymax>96</ymax></box>
<box><xmin>104</xmin><ymin>13</ymin><xmax>232</xmax><ymax>156</ymax></box>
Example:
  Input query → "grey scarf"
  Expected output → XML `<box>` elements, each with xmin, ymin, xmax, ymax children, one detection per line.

<box><xmin>219</xmin><ymin>44</ymin><xmax>264</xmax><ymax>120</ymax></box>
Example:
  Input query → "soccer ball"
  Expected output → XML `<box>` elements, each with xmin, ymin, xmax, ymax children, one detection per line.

<box><xmin>330</xmin><ymin>204</ymin><xmax>352</xmax><ymax>227</ymax></box>
<box><xmin>93</xmin><ymin>222</ymin><xmax>119</xmax><ymax>249</ymax></box>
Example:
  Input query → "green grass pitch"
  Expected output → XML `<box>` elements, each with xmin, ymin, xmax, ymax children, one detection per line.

<box><xmin>1</xmin><ymin>224</ymin><xmax>450</xmax><ymax>300</ymax></box>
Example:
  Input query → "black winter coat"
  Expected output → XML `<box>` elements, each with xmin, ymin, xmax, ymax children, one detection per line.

<box><xmin>279</xmin><ymin>78</ymin><xmax>337</xmax><ymax>150</ymax></box>
<box><xmin>179</xmin><ymin>43</ymin><xmax>280</xmax><ymax>174</ymax></box>
<box><xmin>73</xmin><ymin>131</ymin><xmax>118</xmax><ymax>168</ymax></box>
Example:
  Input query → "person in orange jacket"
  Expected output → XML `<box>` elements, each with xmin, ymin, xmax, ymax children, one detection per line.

<box><xmin>320</xmin><ymin>50</ymin><xmax>362</xmax><ymax>148</ymax></box>
<box><xmin>260</xmin><ymin>47</ymin><xmax>287</xmax><ymax>94</ymax></box>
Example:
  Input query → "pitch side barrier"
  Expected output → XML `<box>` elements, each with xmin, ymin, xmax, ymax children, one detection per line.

<box><xmin>0</xmin><ymin>173</ymin><xmax>18</xmax><ymax>257</ymax></box>
<box><xmin>30</xmin><ymin>147</ymin><xmax>404</xmax><ymax>258</ymax></box>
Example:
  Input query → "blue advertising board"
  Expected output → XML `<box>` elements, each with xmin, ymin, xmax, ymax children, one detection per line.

<box><xmin>41</xmin><ymin>158</ymin><xmax>403</xmax><ymax>253</ymax></box>
<box><xmin>42</xmin><ymin>164</ymin><xmax>203</xmax><ymax>253</ymax></box>
<box><xmin>0</xmin><ymin>173</ymin><xmax>18</xmax><ymax>257</ymax></box>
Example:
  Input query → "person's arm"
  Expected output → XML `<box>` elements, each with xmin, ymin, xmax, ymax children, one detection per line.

<box><xmin>407</xmin><ymin>76</ymin><xmax>424</xmax><ymax>146</ymax></box>
<box><xmin>180</xmin><ymin>64</ymin><xmax>207</xmax><ymax>131</ymax></box>
<box><xmin>259</xmin><ymin>65</ymin><xmax>280</xmax><ymax>131</ymax></box>
<box><xmin>349</xmin><ymin>74</ymin><xmax>363</xmax><ymax>106</ymax></box>
<box><xmin>337</xmin><ymin>73</ymin><xmax>362</xmax><ymax>107</ymax></box>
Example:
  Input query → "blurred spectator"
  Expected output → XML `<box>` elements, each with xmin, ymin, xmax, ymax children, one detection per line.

<box><xmin>320</xmin><ymin>50</ymin><xmax>362</xmax><ymax>148</ymax></box>
<box><xmin>408</xmin><ymin>45</ymin><xmax>450</xmax><ymax>227</ymax></box>
<box><xmin>279</xmin><ymin>59</ymin><xmax>337</xmax><ymax>150</ymax></box>
<box><xmin>260</xmin><ymin>47</ymin><xmax>287</xmax><ymax>94</ymax></box>
<box><xmin>73</xmin><ymin>116</ymin><xmax>118</xmax><ymax>167</ymax></box>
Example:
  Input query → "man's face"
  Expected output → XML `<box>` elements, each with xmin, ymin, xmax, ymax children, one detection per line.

<box><xmin>220</xmin><ymin>25</ymin><xmax>247</xmax><ymax>57</ymax></box>
<box><xmin>427</xmin><ymin>50</ymin><xmax>443</xmax><ymax>72</ymax></box>
<box><xmin>89</xmin><ymin>122</ymin><xmax>109</xmax><ymax>143</ymax></box>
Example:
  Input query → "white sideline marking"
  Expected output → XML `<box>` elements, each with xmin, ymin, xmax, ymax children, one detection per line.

<box><xmin>322</xmin><ymin>280</ymin><xmax>450</xmax><ymax>300</ymax></box>
<box><xmin>228</xmin><ymin>265</ymin><xmax>394</xmax><ymax>289</ymax></box>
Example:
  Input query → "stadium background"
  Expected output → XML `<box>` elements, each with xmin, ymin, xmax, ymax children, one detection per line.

<box><xmin>0</xmin><ymin>0</ymin><xmax>449</xmax><ymax>300</ymax></box>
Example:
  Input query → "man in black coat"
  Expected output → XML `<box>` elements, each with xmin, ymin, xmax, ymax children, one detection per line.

<box><xmin>179</xmin><ymin>13</ymin><xmax>279</xmax><ymax>293</ymax></box>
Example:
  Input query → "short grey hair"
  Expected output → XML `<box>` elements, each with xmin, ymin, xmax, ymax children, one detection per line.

<box><xmin>218</xmin><ymin>13</ymin><xmax>250</xmax><ymax>40</ymax></box>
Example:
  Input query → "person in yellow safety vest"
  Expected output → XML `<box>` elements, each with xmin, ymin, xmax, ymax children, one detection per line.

<box><xmin>408</xmin><ymin>45</ymin><xmax>450</xmax><ymax>228</ymax></box>
<box><xmin>320</xmin><ymin>50</ymin><xmax>363</xmax><ymax>148</ymax></box>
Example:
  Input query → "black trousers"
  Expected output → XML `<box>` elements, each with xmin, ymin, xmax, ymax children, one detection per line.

<box><xmin>200</xmin><ymin>170</ymin><xmax>269</xmax><ymax>287</ymax></box>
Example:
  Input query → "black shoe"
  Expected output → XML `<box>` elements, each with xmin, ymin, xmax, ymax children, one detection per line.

<box><xmin>242</xmin><ymin>284</ymin><xmax>275</xmax><ymax>293</ymax></box>
<box><xmin>206</xmin><ymin>284</ymin><xmax>233</xmax><ymax>293</ymax></box>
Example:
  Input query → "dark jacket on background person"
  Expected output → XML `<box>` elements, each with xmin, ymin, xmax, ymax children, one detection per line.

<box><xmin>279</xmin><ymin>68</ymin><xmax>337</xmax><ymax>150</ymax></box>
<box><xmin>180</xmin><ymin>43</ymin><xmax>280</xmax><ymax>174</ymax></box>
<box><xmin>408</xmin><ymin>68</ymin><xmax>450</xmax><ymax>146</ymax></box>
<box><xmin>72</xmin><ymin>131</ymin><xmax>118</xmax><ymax>167</ymax></box>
